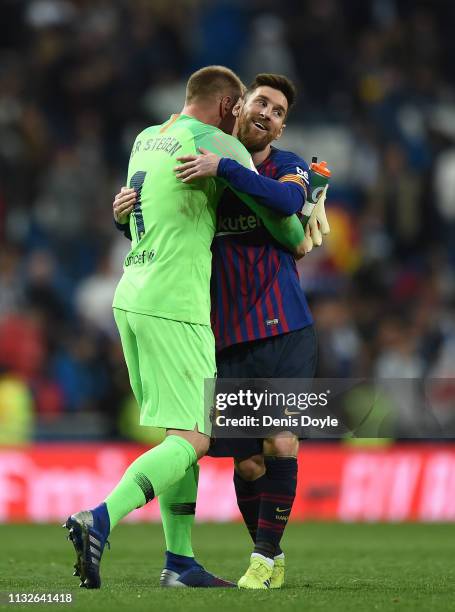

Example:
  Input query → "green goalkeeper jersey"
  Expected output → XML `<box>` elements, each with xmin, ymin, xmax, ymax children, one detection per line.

<box><xmin>112</xmin><ymin>113</ymin><xmax>255</xmax><ymax>325</ymax></box>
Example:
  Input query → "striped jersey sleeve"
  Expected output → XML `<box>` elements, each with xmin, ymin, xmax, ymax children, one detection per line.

<box><xmin>275</xmin><ymin>153</ymin><xmax>310</xmax><ymax>200</ymax></box>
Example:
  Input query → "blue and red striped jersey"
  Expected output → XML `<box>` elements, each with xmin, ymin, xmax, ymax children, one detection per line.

<box><xmin>211</xmin><ymin>146</ymin><xmax>313</xmax><ymax>352</ymax></box>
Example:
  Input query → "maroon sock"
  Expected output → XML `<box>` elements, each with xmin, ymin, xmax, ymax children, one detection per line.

<box><xmin>233</xmin><ymin>470</ymin><xmax>266</xmax><ymax>545</ymax></box>
<box><xmin>254</xmin><ymin>456</ymin><xmax>297</xmax><ymax>560</ymax></box>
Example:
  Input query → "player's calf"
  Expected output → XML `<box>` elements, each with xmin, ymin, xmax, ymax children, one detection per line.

<box><xmin>253</xmin><ymin>454</ymin><xmax>297</xmax><ymax>562</ymax></box>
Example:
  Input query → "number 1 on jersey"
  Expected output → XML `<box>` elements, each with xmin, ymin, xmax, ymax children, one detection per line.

<box><xmin>130</xmin><ymin>171</ymin><xmax>147</xmax><ymax>240</ymax></box>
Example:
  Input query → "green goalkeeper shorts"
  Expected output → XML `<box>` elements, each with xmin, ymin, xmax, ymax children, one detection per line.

<box><xmin>113</xmin><ymin>308</ymin><xmax>215</xmax><ymax>435</ymax></box>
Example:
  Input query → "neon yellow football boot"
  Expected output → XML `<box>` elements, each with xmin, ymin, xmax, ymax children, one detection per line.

<box><xmin>238</xmin><ymin>555</ymin><xmax>273</xmax><ymax>589</ymax></box>
<box><xmin>270</xmin><ymin>556</ymin><xmax>285</xmax><ymax>589</ymax></box>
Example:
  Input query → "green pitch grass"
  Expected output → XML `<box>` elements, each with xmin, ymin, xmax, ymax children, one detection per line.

<box><xmin>1</xmin><ymin>523</ymin><xmax>454</xmax><ymax>612</ymax></box>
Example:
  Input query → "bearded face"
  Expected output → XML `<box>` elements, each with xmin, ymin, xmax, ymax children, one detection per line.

<box><xmin>236</xmin><ymin>86</ymin><xmax>288</xmax><ymax>153</ymax></box>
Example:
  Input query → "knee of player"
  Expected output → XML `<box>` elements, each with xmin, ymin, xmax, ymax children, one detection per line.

<box><xmin>264</xmin><ymin>433</ymin><xmax>298</xmax><ymax>457</ymax></box>
<box><xmin>194</xmin><ymin>435</ymin><xmax>210</xmax><ymax>458</ymax></box>
<box><xmin>234</xmin><ymin>455</ymin><xmax>265</xmax><ymax>481</ymax></box>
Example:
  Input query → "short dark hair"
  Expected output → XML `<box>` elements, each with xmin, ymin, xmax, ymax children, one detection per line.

<box><xmin>186</xmin><ymin>65</ymin><xmax>245</xmax><ymax>104</ymax></box>
<box><xmin>246</xmin><ymin>73</ymin><xmax>296</xmax><ymax>116</ymax></box>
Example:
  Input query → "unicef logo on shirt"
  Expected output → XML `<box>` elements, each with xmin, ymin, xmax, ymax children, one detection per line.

<box><xmin>124</xmin><ymin>249</ymin><xmax>156</xmax><ymax>267</ymax></box>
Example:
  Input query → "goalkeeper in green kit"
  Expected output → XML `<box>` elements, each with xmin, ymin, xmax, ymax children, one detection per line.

<box><xmin>64</xmin><ymin>66</ymin><xmax>308</xmax><ymax>589</ymax></box>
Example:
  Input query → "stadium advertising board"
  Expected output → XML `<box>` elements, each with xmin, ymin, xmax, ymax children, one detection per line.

<box><xmin>1</xmin><ymin>444</ymin><xmax>454</xmax><ymax>523</ymax></box>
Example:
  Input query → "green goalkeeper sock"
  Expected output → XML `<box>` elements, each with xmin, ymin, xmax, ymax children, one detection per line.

<box><xmin>159</xmin><ymin>463</ymin><xmax>199</xmax><ymax>557</ymax></box>
<box><xmin>105</xmin><ymin>435</ymin><xmax>197</xmax><ymax>529</ymax></box>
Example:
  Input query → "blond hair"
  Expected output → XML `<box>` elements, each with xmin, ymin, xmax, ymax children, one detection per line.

<box><xmin>186</xmin><ymin>65</ymin><xmax>245</xmax><ymax>104</ymax></box>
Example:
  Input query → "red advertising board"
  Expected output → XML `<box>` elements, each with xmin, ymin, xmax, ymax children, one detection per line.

<box><xmin>1</xmin><ymin>444</ymin><xmax>455</xmax><ymax>523</ymax></box>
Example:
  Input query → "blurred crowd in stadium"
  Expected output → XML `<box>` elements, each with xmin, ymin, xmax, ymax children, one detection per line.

<box><xmin>1</xmin><ymin>0</ymin><xmax>455</xmax><ymax>441</ymax></box>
